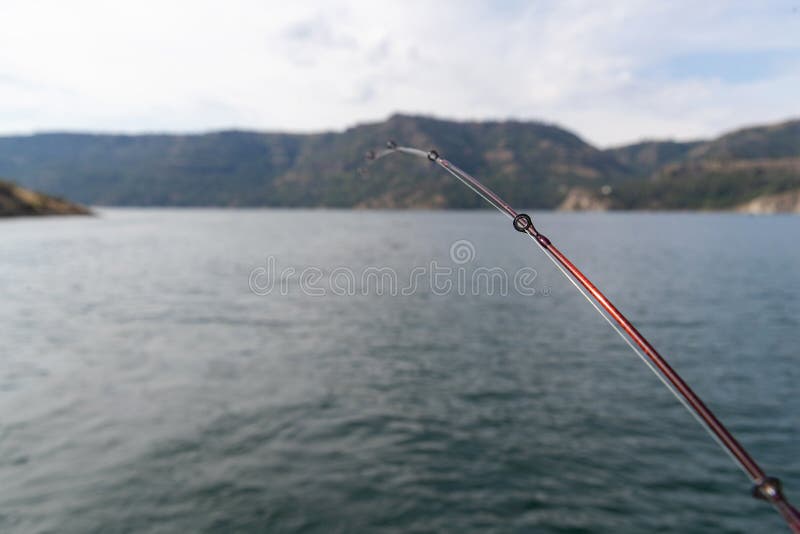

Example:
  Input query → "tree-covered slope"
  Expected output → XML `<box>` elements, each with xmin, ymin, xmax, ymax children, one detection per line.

<box><xmin>604</xmin><ymin>119</ymin><xmax>800</xmax><ymax>210</ymax></box>
<box><xmin>0</xmin><ymin>115</ymin><xmax>797</xmax><ymax>211</ymax></box>
<box><xmin>605</xmin><ymin>140</ymin><xmax>702</xmax><ymax>177</ymax></box>
<box><xmin>686</xmin><ymin>119</ymin><xmax>800</xmax><ymax>161</ymax></box>
<box><xmin>0</xmin><ymin>115</ymin><xmax>631</xmax><ymax>208</ymax></box>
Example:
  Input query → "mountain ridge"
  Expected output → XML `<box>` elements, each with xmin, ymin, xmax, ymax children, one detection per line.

<box><xmin>0</xmin><ymin>114</ymin><xmax>797</xmax><ymax>211</ymax></box>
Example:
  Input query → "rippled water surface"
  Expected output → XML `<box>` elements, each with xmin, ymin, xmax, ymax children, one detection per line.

<box><xmin>1</xmin><ymin>209</ymin><xmax>799</xmax><ymax>533</ymax></box>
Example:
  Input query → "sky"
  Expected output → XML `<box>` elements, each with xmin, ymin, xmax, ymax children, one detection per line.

<box><xmin>0</xmin><ymin>0</ymin><xmax>798</xmax><ymax>146</ymax></box>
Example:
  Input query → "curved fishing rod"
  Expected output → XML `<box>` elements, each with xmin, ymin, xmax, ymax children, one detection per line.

<box><xmin>366</xmin><ymin>142</ymin><xmax>800</xmax><ymax>533</ymax></box>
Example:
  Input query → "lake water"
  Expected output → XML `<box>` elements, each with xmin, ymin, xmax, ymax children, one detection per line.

<box><xmin>1</xmin><ymin>209</ymin><xmax>798</xmax><ymax>533</ymax></box>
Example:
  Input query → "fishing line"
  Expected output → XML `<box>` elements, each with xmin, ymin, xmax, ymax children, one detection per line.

<box><xmin>364</xmin><ymin>142</ymin><xmax>800</xmax><ymax>532</ymax></box>
<box><xmin>371</xmin><ymin>143</ymin><xmax>737</xmax><ymax>460</ymax></box>
<box><xmin>528</xmin><ymin>232</ymin><xmax>749</xmax><ymax>479</ymax></box>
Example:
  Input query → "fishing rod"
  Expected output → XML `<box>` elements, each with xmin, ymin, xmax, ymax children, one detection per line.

<box><xmin>366</xmin><ymin>142</ymin><xmax>800</xmax><ymax>533</ymax></box>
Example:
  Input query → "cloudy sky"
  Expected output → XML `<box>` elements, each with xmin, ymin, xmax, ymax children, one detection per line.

<box><xmin>0</xmin><ymin>0</ymin><xmax>798</xmax><ymax>146</ymax></box>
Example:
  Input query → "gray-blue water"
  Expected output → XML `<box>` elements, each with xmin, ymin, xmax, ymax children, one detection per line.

<box><xmin>1</xmin><ymin>209</ymin><xmax>798</xmax><ymax>533</ymax></box>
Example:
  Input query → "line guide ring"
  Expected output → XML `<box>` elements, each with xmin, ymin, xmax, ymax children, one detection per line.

<box><xmin>513</xmin><ymin>213</ymin><xmax>533</xmax><ymax>233</ymax></box>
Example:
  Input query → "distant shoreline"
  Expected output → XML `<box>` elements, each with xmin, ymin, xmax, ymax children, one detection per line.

<box><xmin>79</xmin><ymin>205</ymin><xmax>799</xmax><ymax>214</ymax></box>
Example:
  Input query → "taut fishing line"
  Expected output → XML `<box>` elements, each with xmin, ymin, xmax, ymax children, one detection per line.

<box><xmin>365</xmin><ymin>142</ymin><xmax>800</xmax><ymax>533</ymax></box>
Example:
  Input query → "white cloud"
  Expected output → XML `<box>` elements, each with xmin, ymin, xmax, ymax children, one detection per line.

<box><xmin>0</xmin><ymin>0</ymin><xmax>798</xmax><ymax>145</ymax></box>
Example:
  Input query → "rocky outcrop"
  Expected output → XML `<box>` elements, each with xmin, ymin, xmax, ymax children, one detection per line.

<box><xmin>736</xmin><ymin>189</ymin><xmax>800</xmax><ymax>214</ymax></box>
<box><xmin>558</xmin><ymin>187</ymin><xmax>613</xmax><ymax>211</ymax></box>
<box><xmin>0</xmin><ymin>179</ymin><xmax>90</xmax><ymax>217</ymax></box>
